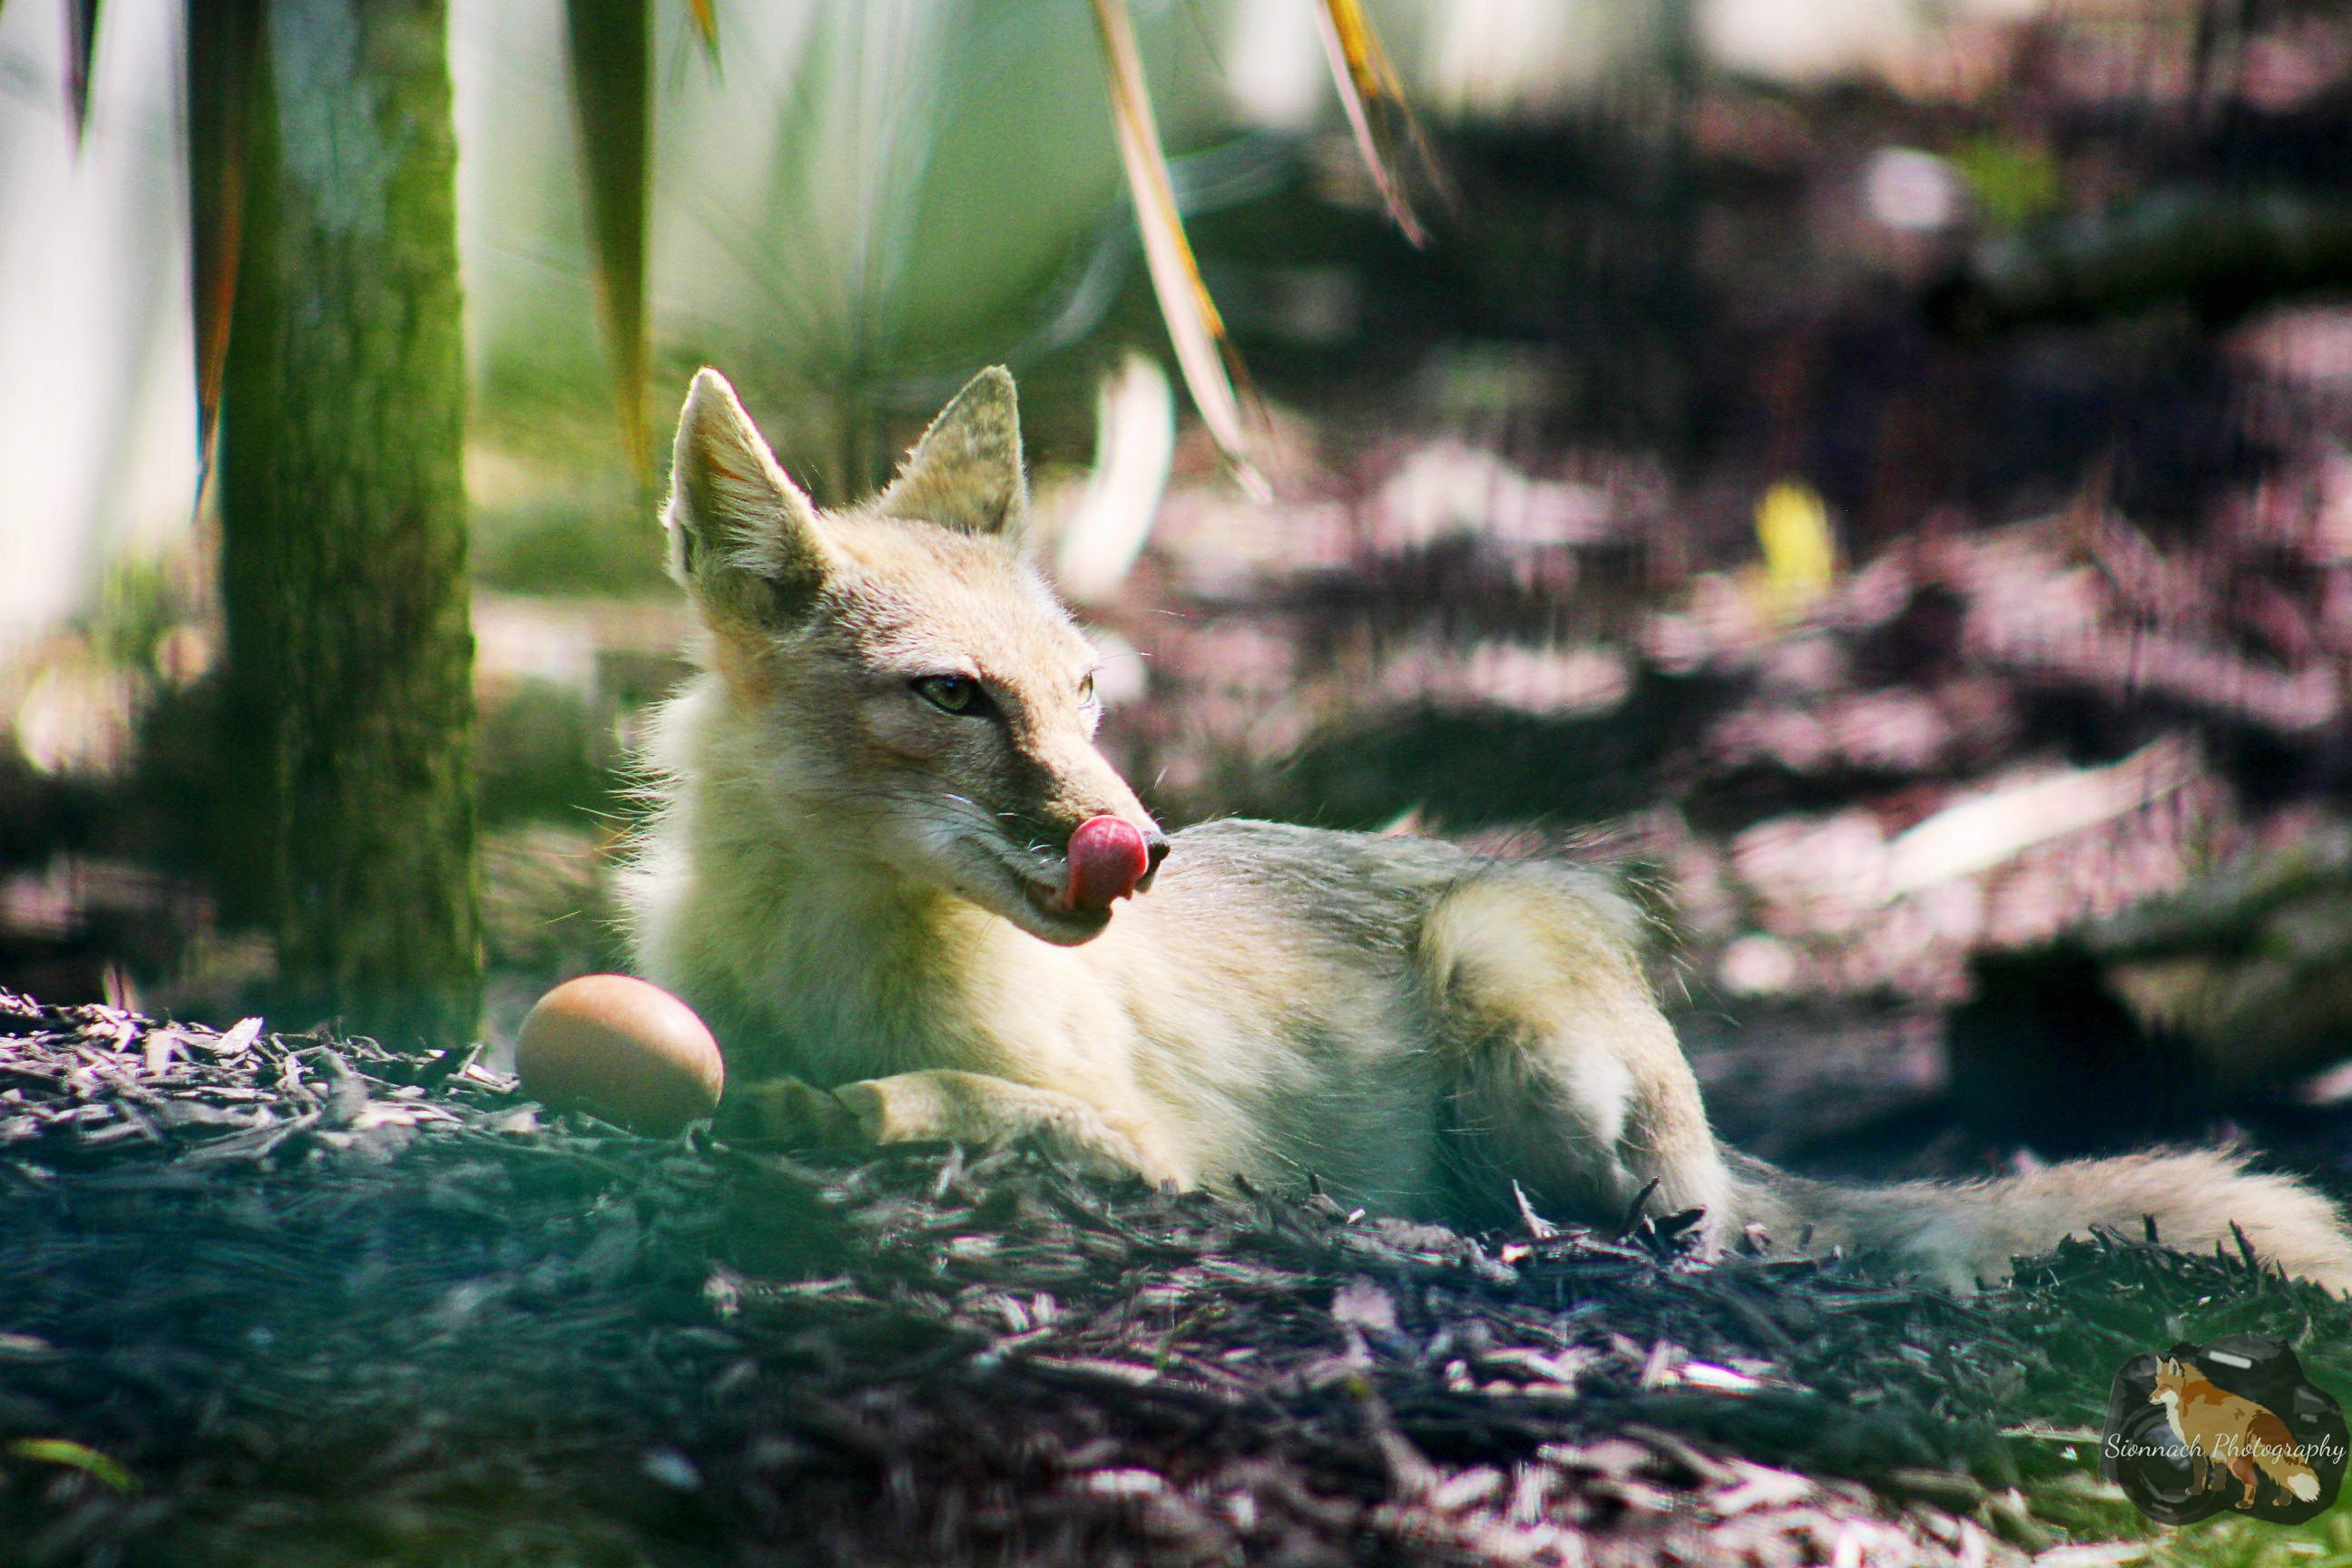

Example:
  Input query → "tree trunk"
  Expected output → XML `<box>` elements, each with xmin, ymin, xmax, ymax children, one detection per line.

<box><xmin>211</xmin><ymin>0</ymin><xmax>480</xmax><ymax>1048</ymax></box>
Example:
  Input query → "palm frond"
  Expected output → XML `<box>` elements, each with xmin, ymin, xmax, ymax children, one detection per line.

<box><xmin>1310</xmin><ymin>0</ymin><xmax>1439</xmax><ymax>247</ymax></box>
<box><xmin>563</xmin><ymin>0</ymin><xmax>652</xmax><ymax>485</ymax></box>
<box><xmin>182</xmin><ymin>0</ymin><xmax>263</xmax><ymax>482</ymax></box>
<box><xmin>1054</xmin><ymin>353</ymin><xmax>1175</xmax><ymax>604</ymax></box>
<box><xmin>1088</xmin><ymin>0</ymin><xmax>1269</xmax><ymax>502</ymax></box>
<box><xmin>65</xmin><ymin>0</ymin><xmax>102</xmax><ymax>146</ymax></box>
<box><xmin>683</xmin><ymin>0</ymin><xmax>719</xmax><ymax>70</ymax></box>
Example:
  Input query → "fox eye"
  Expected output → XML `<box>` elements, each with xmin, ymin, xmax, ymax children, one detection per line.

<box><xmin>1079</xmin><ymin>672</ymin><xmax>1097</xmax><ymax>706</ymax></box>
<box><xmin>912</xmin><ymin>673</ymin><xmax>985</xmax><ymax>715</ymax></box>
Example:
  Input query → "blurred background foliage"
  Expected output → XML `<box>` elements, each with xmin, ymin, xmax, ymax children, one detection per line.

<box><xmin>10</xmin><ymin>0</ymin><xmax>2352</xmax><ymax>1176</ymax></box>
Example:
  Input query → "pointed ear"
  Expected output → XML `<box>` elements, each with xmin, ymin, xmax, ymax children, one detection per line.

<box><xmin>665</xmin><ymin>368</ymin><xmax>828</xmax><ymax>623</ymax></box>
<box><xmin>874</xmin><ymin>366</ymin><xmax>1027</xmax><ymax>539</ymax></box>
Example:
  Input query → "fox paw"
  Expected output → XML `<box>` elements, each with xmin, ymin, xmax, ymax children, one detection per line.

<box><xmin>1063</xmin><ymin>1107</ymin><xmax>1187</xmax><ymax>1189</ymax></box>
<box><xmin>723</xmin><ymin>1077</ymin><xmax>866</xmax><ymax>1149</ymax></box>
<box><xmin>1002</xmin><ymin>1100</ymin><xmax>1188</xmax><ymax>1189</ymax></box>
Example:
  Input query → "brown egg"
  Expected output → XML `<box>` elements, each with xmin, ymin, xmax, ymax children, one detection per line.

<box><xmin>514</xmin><ymin>974</ymin><xmax>724</xmax><ymax>1135</ymax></box>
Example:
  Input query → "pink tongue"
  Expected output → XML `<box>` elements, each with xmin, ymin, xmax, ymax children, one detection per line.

<box><xmin>1065</xmin><ymin>816</ymin><xmax>1149</xmax><ymax>914</ymax></box>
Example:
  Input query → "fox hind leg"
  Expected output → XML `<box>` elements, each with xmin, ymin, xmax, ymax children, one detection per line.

<box><xmin>2226</xmin><ymin>1453</ymin><xmax>2262</xmax><ymax>1508</ymax></box>
<box><xmin>1417</xmin><ymin>873</ymin><xmax>1733</xmax><ymax>1240</ymax></box>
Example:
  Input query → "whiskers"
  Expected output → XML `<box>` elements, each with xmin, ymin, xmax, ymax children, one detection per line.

<box><xmin>919</xmin><ymin>793</ymin><xmax>1062</xmax><ymax>879</ymax></box>
<box><xmin>946</xmin><ymin>793</ymin><xmax>1063</xmax><ymax>860</ymax></box>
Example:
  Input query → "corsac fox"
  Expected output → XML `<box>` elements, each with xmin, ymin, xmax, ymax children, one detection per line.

<box><xmin>2151</xmin><ymin>1357</ymin><xmax>2323</xmax><ymax>1506</ymax></box>
<box><xmin>622</xmin><ymin>366</ymin><xmax>2352</xmax><ymax>1294</ymax></box>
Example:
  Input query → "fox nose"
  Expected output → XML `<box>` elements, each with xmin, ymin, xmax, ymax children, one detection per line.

<box><xmin>1065</xmin><ymin>816</ymin><xmax>1155</xmax><ymax>913</ymax></box>
<box><xmin>1138</xmin><ymin>828</ymin><xmax>1170</xmax><ymax>891</ymax></box>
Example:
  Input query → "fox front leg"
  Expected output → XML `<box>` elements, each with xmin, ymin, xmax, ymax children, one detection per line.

<box><xmin>830</xmin><ymin>1070</ymin><xmax>1188</xmax><ymax>1187</ymax></box>
<box><xmin>726</xmin><ymin>1076</ymin><xmax>867</xmax><ymax>1147</ymax></box>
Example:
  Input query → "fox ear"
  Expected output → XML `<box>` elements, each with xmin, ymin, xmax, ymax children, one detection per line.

<box><xmin>665</xmin><ymin>368</ymin><xmax>828</xmax><ymax>622</ymax></box>
<box><xmin>874</xmin><ymin>366</ymin><xmax>1027</xmax><ymax>539</ymax></box>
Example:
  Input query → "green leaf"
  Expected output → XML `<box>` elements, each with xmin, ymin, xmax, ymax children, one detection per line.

<box><xmin>1754</xmin><ymin>480</ymin><xmax>1838</xmax><ymax>613</ymax></box>
<box><xmin>1953</xmin><ymin>134</ymin><xmax>2062</xmax><ymax>232</ymax></box>
<box><xmin>6</xmin><ymin>1438</ymin><xmax>136</xmax><ymax>1494</ymax></box>
<box><xmin>563</xmin><ymin>0</ymin><xmax>652</xmax><ymax>485</ymax></box>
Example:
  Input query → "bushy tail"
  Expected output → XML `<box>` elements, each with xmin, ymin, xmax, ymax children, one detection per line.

<box><xmin>1726</xmin><ymin>1148</ymin><xmax>2352</xmax><ymax>1294</ymax></box>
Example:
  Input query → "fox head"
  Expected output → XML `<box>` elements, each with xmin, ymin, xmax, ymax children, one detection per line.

<box><xmin>2151</xmin><ymin>1357</ymin><xmax>2210</xmax><ymax>1406</ymax></box>
<box><xmin>662</xmin><ymin>366</ymin><xmax>1166</xmax><ymax>946</ymax></box>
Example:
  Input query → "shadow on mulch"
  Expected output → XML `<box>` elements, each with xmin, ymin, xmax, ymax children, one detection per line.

<box><xmin>2</xmin><ymin>992</ymin><xmax>2345</xmax><ymax>1566</ymax></box>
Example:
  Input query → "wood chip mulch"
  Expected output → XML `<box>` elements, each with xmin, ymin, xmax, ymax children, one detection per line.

<box><xmin>2</xmin><ymin>990</ymin><xmax>2345</xmax><ymax>1567</ymax></box>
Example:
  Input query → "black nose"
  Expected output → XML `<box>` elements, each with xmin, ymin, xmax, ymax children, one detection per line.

<box><xmin>1138</xmin><ymin>828</ymin><xmax>1171</xmax><ymax>889</ymax></box>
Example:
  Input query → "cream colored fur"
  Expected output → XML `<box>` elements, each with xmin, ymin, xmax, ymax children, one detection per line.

<box><xmin>622</xmin><ymin>366</ymin><xmax>2352</xmax><ymax>1296</ymax></box>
